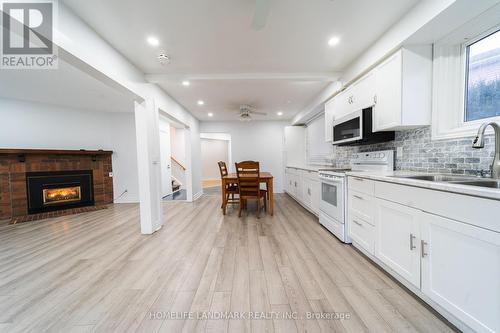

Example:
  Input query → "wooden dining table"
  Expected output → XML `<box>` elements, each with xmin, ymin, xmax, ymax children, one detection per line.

<box><xmin>221</xmin><ymin>172</ymin><xmax>274</xmax><ymax>216</ymax></box>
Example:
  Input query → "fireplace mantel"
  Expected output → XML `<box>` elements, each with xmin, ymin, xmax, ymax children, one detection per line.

<box><xmin>0</xmin><ymin>148</ymin><xmax>113</xmax><ymax>156</ymax></box>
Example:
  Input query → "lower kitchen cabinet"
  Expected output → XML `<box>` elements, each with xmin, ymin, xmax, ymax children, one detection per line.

<box><xmin>374</xmin><ymin>198</ymin><xmax>421</xmax><ymax>288</ymax></box>
<box><xmin>346</xmin><ymin>175</ymin><xmax>500</xmax><ymax>332</ymax></box>
<box><xmin>285</xmin><ymin>167</ymin><xmax>319</xmax><ymax>216</ymax></box>
<box><xmin>349</xmin><ymin>214</ymin><xmax>375</xmax><ymax>255</ymax></box>
<box><xmin>420</xmin><ymin>212</ymin><xmax>500</xmax><ymax>333</ymax></box>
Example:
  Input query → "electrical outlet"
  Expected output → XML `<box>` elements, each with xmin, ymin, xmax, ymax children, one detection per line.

<box><xmin>108</xmin><ymin>172</ymin><xmax>113</xmax><ymax>177</ymax></box>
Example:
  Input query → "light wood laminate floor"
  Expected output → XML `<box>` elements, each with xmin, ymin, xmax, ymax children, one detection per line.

<box><xmin>0</xmin><ymin>194</ymin><xmax>455</xmax><ymax>333</ymax></box>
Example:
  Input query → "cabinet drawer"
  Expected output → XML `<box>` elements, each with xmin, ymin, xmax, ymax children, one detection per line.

<box><xmin>349</xmin><ymin>190</ymin><xmax>374</xmax><ymax>225</ymax></box>
<box><xmin>348</xmin><ymin>176</ymin><xmax>374</xmax><ymax>195</ymax></box>
<box><xmin>349</xmin><ymin>214</ymin><xmax>375</xmax><ymax>255</ymax></box>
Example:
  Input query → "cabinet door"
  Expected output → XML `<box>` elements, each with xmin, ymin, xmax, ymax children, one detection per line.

<box><xmin>324</xmin><ymin>98</ymin><xmax>335</xmax><ymax>142</ymax></box>
<box><xmin>311</xmin><ymin>180</ymin><xmax>320</xmax><ymax>214</ymax></box>
<box><xmin>285</xmin><ymin>170</ymin><xmax>292</xmax><ymax>193</ymax></box>
<box><xmin>295</xmin><ymin>174</ymin><xmax>302</xmax><ymax>202</ymax></box>
<box><xmin>421</xmin><ymin>213</ymin><xmax>500</xmax><ymax>333</ymax></box>
<box><xmin>375</xmin><ymin>198</ymin><xmax>421</xmax><ymax>288</ymax></box>
<box><xmin>290</xmin><ymin>174</ymin><xmax>298</xmax><ymax>198</ymax></box>
<box><xmin>374</xmin><ymin>50</ymin><xmax>402</xmax><ymax>131</ymax></box>
<box><xmin>301</xmin><ymin>177</ymin><xmax>312</xmax><ymax>209</ymax></box>
<box><xmin>352</xmin><ymin>71</ymin><xmax>376</xmax><ymax>110</ymax></box>
<box><xmin>334</xmin><ymin>88</ymin><xmax>354</xmax><ymax>120</ymax></box>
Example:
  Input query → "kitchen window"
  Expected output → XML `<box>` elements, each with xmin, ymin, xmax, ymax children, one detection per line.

<box><xmin>432</xmin><ymin>18</ymin><xmax>500</xmax><ymax>140</ymax></box>
<box><xmin>464</xmin><ymin>29</ymin><xmax>500</xmax><ymax>122</ymax></box>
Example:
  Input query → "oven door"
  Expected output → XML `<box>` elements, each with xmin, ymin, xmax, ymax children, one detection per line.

<box><xmin>319</xmin><ymin>176</ymin><xmax>344</xmax><ymax>223</ymax></box>
<box><xmin>332</xmin><ymin>110</ymin><xmax>363</xmax><ymax>145</ymax></box>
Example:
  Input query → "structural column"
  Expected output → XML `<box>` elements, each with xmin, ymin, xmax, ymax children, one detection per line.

<box><xmin>134</xmin><ymin>99</ymin><xmax>163</xmax><ymax>234</ymax></box>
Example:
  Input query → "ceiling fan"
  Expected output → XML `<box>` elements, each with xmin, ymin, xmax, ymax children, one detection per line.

<box><xmin>237</xmin><ymin>105</ymin><xmax>267</xmax><ymax>121</ymax></box>
<box><xmin>251</xmin><ymin>0</ymin><xmax>271</xmax><ymax>31</ymax></box>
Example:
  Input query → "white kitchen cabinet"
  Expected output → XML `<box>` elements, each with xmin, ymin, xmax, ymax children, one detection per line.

<box><xmin>310</xmin><ymin>179</ymin><xmax>320</xmax><ymax>214</ymax></box>
<box><xmin>373</xmin><ymin>46</ymin><xmax>432</xmax><ymax>131</ymax></box>
<box><xmin>420</xmin><ymin>212</ymin><xmax>500</xmax><ymax>333</ymax></box>
<box><xmin>284</xmin><ymin>126</ymin><xmax>306</xmax><ymax>167</ymax></box>
<box><xmin>349</xmin><ymin>214</ymin><xmax>375</xmax><ymax>255</ymax></box>
<box><xmin>375</xmin><ymin>198</ymin><xmax>421</xmax><ymax>288</ymax></box>
<box><xmin>333</xmin><ymin>88</ymin><xmax>354</xmax><ymax>120</ymax></box>
<box><xmin>285</xmin><ymin>167</ymin><xmax>319</xmax><ymax>216</ymax></box>
<box><xmin>351</xmin><ymin>71</ymin><xmax>376</xmax><ymax>111</ymax></box>
<box><xmin>301</xmin><ymin>177</ymin><xmax>313</xmax><ymax>210</ymax></box>
<box><xmin>324</xmin><ymin>97</ymin><xmax>335</xmax><ymax>142</ymax></box>
<box><xmin>301</xmin><ymin>172</ymin><xmax>320</xmax><ymax>214</ymax></box>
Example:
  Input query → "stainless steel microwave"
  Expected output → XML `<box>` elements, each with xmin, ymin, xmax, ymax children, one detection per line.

<box><xmin>332</xmin><ymin>108</ymin><xmax>395</xmax><ymax>146</ymax></box>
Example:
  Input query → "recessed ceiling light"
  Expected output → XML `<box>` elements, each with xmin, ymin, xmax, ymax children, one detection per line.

<box><xmin>277</xmin><ymin>111</ymin><xmax>283</xmax><ymax>116</ymax></box>
<box><xmin>147</xmin><ymin>36</ymin><xmax>160</xmax><ymax>46</ymax></box>
<box><xmin>182</xmin><ymin>80</ymin><xmax>190</xmax><ymax>86</ymax></box>
<box><xmin>328</xmin><ymin>36</ymin><xmax>340</xmax><ymax>47</ymax></box>
<box><xmin>208</xmin><ymin>112</ymin><xmax>214</xmax><ymax>117</ymax></box>
<box><xmin>197</xmin><ymin>100</ymin><xmax>205</xmax><ymax>106</ymax></box>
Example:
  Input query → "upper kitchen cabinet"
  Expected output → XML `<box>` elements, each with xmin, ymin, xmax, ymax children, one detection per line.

<box><xmin>351</xmin><ymin>71</ymin><xmax>376</xmax><ymax>111</ymax></box>
<box><xmin>324</xmin><ymin>72</ymin><xmax>375</xmax><ymax>142</ymax></box>
<box><xmin>324</xmin><ymin>97</ymin><xmax>335</xmax><ymax>142</ymax></box>
<box><xmin>373</xmin><ymin>46</ymin><xmax>432</xmax><ymax>131</ymax></box>
<box><xmin>284</xmin><ymin>126</ymin><xmax>306</xmax><ymax>167</ymax></box>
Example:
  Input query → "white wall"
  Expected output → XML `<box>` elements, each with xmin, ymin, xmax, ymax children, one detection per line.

<box><xmin>170</xmin><ymin>127</ymin><xmax>186</xmax><ymax>165</ymax></box>
<box><xmin>56</xmin><ymin>3</ymin><xmax>203</xmax><ymax>200</ymax></box>
<box><xmin>201</xmin><ymin>139</ymin><xmax>229</xmax><ymax>180</ymax></box>
<box><xmin>200</xmin><ymin>121</ymin><xmax>288</xmax><ymax>193</ymax></box>
<box><xmin>0</xmin><ymin>98</ymin><xmax>139</xmax><ymax>203</ymax></box>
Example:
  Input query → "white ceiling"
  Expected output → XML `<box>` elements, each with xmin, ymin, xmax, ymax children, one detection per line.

<box><xmin>62</xmin><ymin>0</ymin><xmax>420</xmax><ymax>120</ymax></box>
<box><xmin>0</xmin><ymin>60</ymin><xmax>135</xmax><ymax>113</ymax></box>
<box><xmin>157</xmin><ymin>79</ymin><xmax>330</xmax><ymax>121</ymax></box>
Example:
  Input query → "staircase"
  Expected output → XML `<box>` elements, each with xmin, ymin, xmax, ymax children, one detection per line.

<box><xmin>171</xmin><ymin>178</ymin><xmax>181</xmax><ymax>193</ymax></box>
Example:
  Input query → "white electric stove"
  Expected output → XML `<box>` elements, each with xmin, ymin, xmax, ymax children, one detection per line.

<box><xmin>318</xmin><ymin>150</ymin><xmax>394</xmax><ymax>243</ymax></box>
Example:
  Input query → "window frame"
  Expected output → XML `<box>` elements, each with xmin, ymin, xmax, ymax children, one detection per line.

<box><xmin>431</xmin><ymin>19</ymin><xmax>500</xmax><ymax>141</ymax></box>
<box><xmin>461</xmin><ymin>25</ymin><xmax>500</xmax><ymax>126</ymax></box>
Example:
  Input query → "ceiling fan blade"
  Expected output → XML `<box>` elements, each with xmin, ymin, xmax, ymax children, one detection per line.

<box><xmin>251</xmin><ymin>0</ymin><xmax>271</xmax><ymax>31</ymax></box>
<box><xmin>250</xmin><ymin>111</ymin><xmax>267</xmax><ymax>116</ymax></box>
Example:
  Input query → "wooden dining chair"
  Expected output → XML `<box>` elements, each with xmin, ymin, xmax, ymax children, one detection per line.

<box><xmin>218</xmin><ymin>161</ymin><xmax>238</xmax><ymax>210</ymax></box>
<box><xmin>235</xmin><ymin>161</ymin><xmax>267</xmax><ymax>218</ymax></box>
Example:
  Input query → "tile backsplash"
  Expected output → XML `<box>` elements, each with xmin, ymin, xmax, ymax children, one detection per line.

<box><xmin>327</xmin><ymin>126</ymin><xmax>495</xmax><ymax>175</ymax></box>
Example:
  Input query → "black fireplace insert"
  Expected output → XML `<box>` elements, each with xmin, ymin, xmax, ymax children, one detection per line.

<box><xmin>26</xmin><ymin>170</ymin><xmax>94</xmax><ymax>214</ymax></box>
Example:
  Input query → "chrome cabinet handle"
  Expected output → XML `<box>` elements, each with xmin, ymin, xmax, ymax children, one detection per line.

<box><xmin>353</xmin><ymin>220</ymin><xmax>363</xmax><ymax>227</ymax></box>
<box><xmin>373</xmin><ymin>95</ymin><xmax>377</xmax><ymax>104</ymax></box>
<box><xmin>409</xmin><ymin>233</ymin><xmax>416</xmax><ymax>250</ymax></box>
<box><xmin>354</xmin><ymin>177</ymin><xmax>364</xmax><ymax>182</ymax></box>
<box><xmin>421</xmin><ymin>240</ymin><xmax>428</xmax><ymax>258</ymax></box>
<box><xmin>308</xmin><ymin>188</ymin><xmax>311</xmax><ymax>195</ymax></box>
<box><xmin>353</xmin><ymin>195</ymin><xmax>364</xmax><ymax>200</ymax></box>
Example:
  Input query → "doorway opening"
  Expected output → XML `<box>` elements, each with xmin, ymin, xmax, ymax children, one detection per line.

<box><xmin>159</xmin><ymin>114</ymin><xmax>189</xmax><ymax>201</ymax></box>
<box><xmin>200</xmin><ymin>133</ymin><xmax>231</xmax><ymax>195</ymax></box>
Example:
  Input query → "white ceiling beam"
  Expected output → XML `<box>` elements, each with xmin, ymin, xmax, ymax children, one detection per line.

<box><xmin>145</xmin><ymin>72</ymin><xmax>341</xmax><ymax>83</ymax></box>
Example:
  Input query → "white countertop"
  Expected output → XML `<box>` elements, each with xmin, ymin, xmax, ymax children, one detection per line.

<box><xmin>286</xmin><ymin>165</ymin><xmax>332</xmax><ymax>172</ymax></box>
<box><xmin>347</xmin><ymin>170</ymin><xmax>500</xmax><ymax>201</ymax></box>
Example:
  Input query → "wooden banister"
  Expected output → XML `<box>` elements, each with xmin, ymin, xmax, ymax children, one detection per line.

<box><xmin>171</xmin><ymin>156</ymin><xmax>187</xmax><ymax>170</ymax></box>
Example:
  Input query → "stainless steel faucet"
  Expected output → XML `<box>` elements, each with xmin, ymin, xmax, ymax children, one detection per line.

<box><xmin>472</xmin><ymin>122</ymin><xmax>500</xmax><ymax>179</ymax></box>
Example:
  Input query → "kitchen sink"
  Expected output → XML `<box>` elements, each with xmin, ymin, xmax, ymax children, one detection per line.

<box><xmin>390</xmin><ymin>175</ymin><xmax>477</xmax><ymax>182</ymax></box>
<box><xmin>448</xmin><ymin>180</ymin><xmax>500</xmax><ymax>189</ymax></box>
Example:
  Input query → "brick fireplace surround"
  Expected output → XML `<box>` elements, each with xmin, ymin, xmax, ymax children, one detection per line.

<box><xmin>0</xmin><ymin>149</ymin><xmax>113</xmax><ymax>223</ymax></box>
